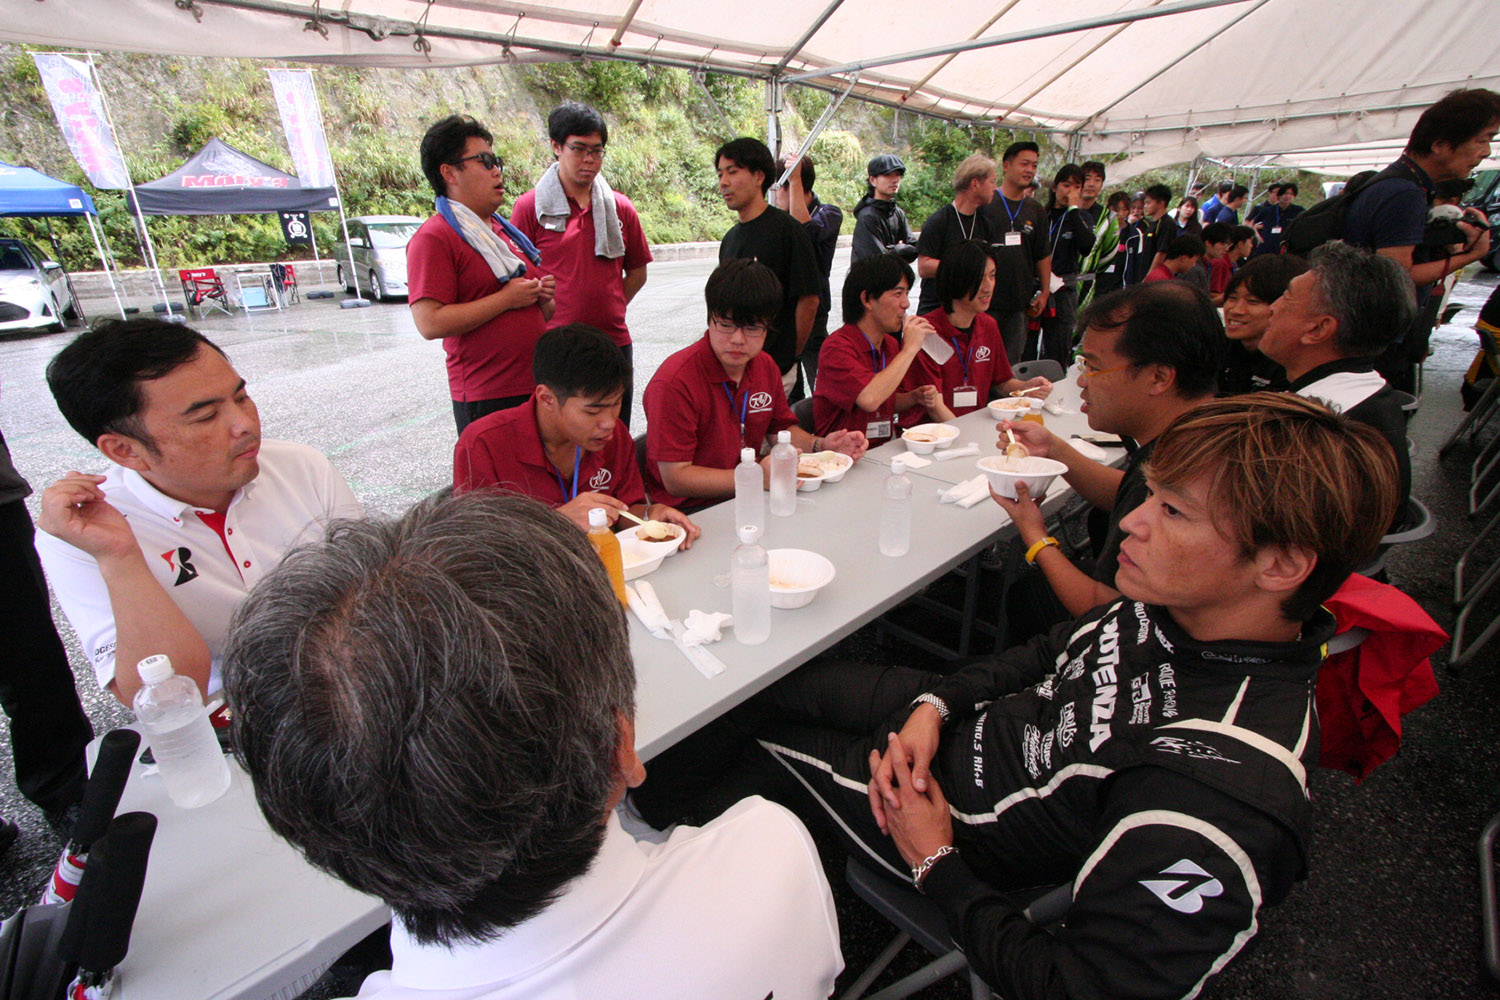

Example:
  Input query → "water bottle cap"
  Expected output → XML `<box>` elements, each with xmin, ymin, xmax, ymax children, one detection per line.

<box><xmin>777</xmin><ymin>430</ymin><xmax>791</xmax><ymax>444</ymax></box>
<box><xmin>136</xmin><ymin>654</ymin><xmax>175</xmax><ymax>685</ymax></box>
<box><xmin>891</xmin><ymin>457</ymin><xmax>906</xmax><ymax>475</ymax></box>
<box><xmin>588</xmin><ymin>508</ymin><xmax>609</xmax><ymax>528</ymax></box>
<box><xmin>740</xmin><ymin>447</ymin><xmax>755</xmax><ymax>464</ymax></box>
<box><xmin>737</xmin><ymin>524</ymin><xmax>760</xmax><ymax>545</ymax></box>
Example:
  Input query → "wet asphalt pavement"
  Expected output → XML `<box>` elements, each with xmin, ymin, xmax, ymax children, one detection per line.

<box><xmin>0</xmin><ymin>260</ymin><xmax>1497</xmax><ymax>999</ymax></box>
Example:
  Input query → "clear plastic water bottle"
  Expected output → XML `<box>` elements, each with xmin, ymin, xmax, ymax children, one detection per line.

<box><xmin>734</xmin><ymin>447</ymin><xmax>765</xmax><ymax>537</ymax></box>
<box><xmin>769</xmin><ymin>430</ymin><xmax>797</xmax><ymax>517</ymax></box>
<box><xmin>880</xmin><ymin>457</ymin><xmax>913</xmax><ymax>557</ymax></box>
<box><xmin>731</xmin><ymin>524</ymin><xmax>771</xmax><ymax>645</ymax></box>
<box><xmin>131</xmin><ymin>655</ymin><xmax>230</xmax><ymax>809</ymax></box>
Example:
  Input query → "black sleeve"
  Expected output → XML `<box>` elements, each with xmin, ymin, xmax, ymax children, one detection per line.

<box><xmin>924</xmin><ymin>615</ymin><xmax>1080</xmax><ymax>714</ymax></box>
<box><xmin>892</xmin><ymin>206</ymin><xmax>915</xmax><ymax>248</ymax></box>
<box><xmin>921</xmin><ymin>767</ymin><xmax>1302</xmax><ymax>1000</ymax></box>
<box><xmin>853</xmin><ymin>207</ymin><xmax>888</xmax><ymax>261</ymax></box>
<box><xmin>1067</xmin><ymin>210</ymin><xmax>1096</xmax><ymax>257</ymax></box>
<box><xmin>916</xmin><ymin>207</ymin><xmax>951</xmax><ymax>258</ymax></box>
<box><xmin>1029</xmin><ymin>203</ymin><xmax>1051</xmax><ymax>262</ymax></box>
<box><xmin>784</xmin><ymin>220</ymin><xmax>822</xmax><ymax>299</ymax></box>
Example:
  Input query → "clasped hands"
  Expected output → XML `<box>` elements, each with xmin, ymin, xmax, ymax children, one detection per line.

<box><xmin>866</xmin><ymin>704</ymin><xmax>954</xmax><ymax>868</ymax></box>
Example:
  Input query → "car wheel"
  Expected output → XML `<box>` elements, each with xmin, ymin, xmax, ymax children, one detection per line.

<box><xmin>370</xmin><ymin>270</ymin><xmax>385</xmax><ymax>302</ymax></box>
<box><xmin>62</xmin><ymin>289</ymin><xmax>81</xmax><ymax>325</ymax></box>
<box><xmin>337</xmin><ymin>263</ymin><xmax>350</xmax><ymax>292</ymax></box>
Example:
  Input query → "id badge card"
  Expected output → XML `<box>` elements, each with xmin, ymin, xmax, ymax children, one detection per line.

<box><xmin>867</xmin><ymin>419</ymin><xmax>892</xmax><ymax>441</ymax></box>
<box><xmin>952</xmin><ymin>386</ymin><xmax>979</xmax><ymax>409</ymax></box>
<box><xmin>1004</xmin><ymin>231</ymin><xmax>1022</xmax><ymax>247</ymax></box>
<box><xmin>1271</xmin><ymin>226</ymin><xmax>1283</xmax><ymax>234</ymax></box>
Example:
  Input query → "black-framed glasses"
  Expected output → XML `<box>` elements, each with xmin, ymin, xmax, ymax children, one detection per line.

<box><xmin>453</xmin><ymin>151</ymin><xmax>503</xmax><ymax>171</ymax></box>
<box><xmin>563</xmin><ymin>142</ymin><xmax>607</xmax><ymax>160</ymax></box>
<box><xmin>708</xmin><ymin>317</ymin><xmax>769</xmax><ymax>339</ymax></box>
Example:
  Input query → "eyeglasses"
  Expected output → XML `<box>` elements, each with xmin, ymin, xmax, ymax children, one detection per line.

<box><xmin>452</xmin><ymin>151</ymin><xmax>503</xmax><ymax>171</ymax></box>
<box><xmin>1077</xmin><ymin>358</ymin><xmax>1140</xmax><ymax>380</ymax></box>
<box><xmin>562</xmin><ymin>142</ymin><xmax>607</xmax><ymax>160</ymax></box>
<box><xmin>709</xmin><ymin>317</ymin><xmax>768</xmax><ymax>339</ymax></box>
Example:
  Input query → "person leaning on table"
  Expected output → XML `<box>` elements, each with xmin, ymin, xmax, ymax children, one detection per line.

<box><xmin>642</xmin><ymin>258</ymin><xmax>867</xmax><ymax>512</ymax></box>
<box><xmin>224</xmin><ymin>490</ymin><xmax>842</xmax><ymax>1000</ymax></box>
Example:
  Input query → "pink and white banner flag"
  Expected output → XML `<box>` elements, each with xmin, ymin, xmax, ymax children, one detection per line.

<box><xmin>268</xmin><ymin>69</ymin><xmax>336</xmax><ymax>189</ymax></box>
<box><xmin>31</xmin><ymin>53</ymin><xmax>131</xmax><ymax>190</ymax></box>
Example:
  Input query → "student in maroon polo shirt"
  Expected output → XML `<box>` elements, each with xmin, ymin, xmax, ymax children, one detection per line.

<box><xmin>902</xmin><ymin>241</ymin><xmax>1054</xmax><ymax>428</ymax></box>
<box><xmin>812</xmin><ymin>254</ymin><xmax>942</xmax><ymax>445</ymax></box>
<box><xmin>455</xmin><ymin>324</ymin><xmax>699</xmax><ymax>544</ymax></box>
<box><xmin>407</xmin><ymin>114</ymin><xmax>556</xmax><ymax>436</ymax></box>
<box><xmin>644</xmin><ymin>260</ymin><xmax>867</xmax><ymax>512</ymax></box>
<box><xmin>511</xmin><ymin>102</ymin><xmax>654</xmax><ymax>427</ymax></box>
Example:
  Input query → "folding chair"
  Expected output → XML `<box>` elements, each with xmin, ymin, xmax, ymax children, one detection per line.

<box><xmin>1453</xmin><ymin>505</ymin><xmax>1500</xmax><ymax>673</ymax></box>
<box><xmin>1013</xmin><ymin>359</ymin><xmax>1066</xmax><ymax>383</ymax></box>
<box><xmin>1483</xmin><ymin>809</ymin><xmax>1500</xmax><ymax>981</ymax></box>
<box><xmin>270</xmin><ymin>263</ymin><xmax>301</xmax><ymax>306</ymax></box>
<box><xmin>842</xmin><ymin>857</ymin><xmax>1071</xmax><ymax>1000</ymax></box>
<box><xmin>793</xmin><ymin>396</ymin><xmax>816</xmax><ymax>433</ymax></box>
<box><xmin>1355</xmin><ymin>496</ymin><xmax>1435</xmax><ymax>578</ymax></box>
<box><xmin>634</xmin><ymin>433</ymin><xmax>652</xmax><ymax>507</ymax></box>
<box><xmin>178</xmin><ymin>268</ymin><xmax>232</xmax><ymax>319</ymax></box>
<box><xmin>1440</xmin><ymin>319</ymin><xmax>1500</xmax><ymax>457</ymax></box>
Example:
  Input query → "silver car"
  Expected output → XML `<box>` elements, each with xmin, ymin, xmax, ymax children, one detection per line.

<box><xmin>0</xmin><ymin>237</ymin><xmax>80</xmax><ymax>333</ymax></box>
<box><xmin>333</xmin><ymin>216</ymin><xmax>422</xmax><ymax>301</ymax></box>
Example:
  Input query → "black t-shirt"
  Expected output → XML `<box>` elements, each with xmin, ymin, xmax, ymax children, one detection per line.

<box><xmin>983</xmin><ymin>192</ymin><xmax>1051</xmax><ymax>314</ymax></box>
<box><xmin>720</xmin><ymin>205</ymin><xmax>821</xmax><ymax>373</ymax></box>
<box><xmin>915</xmin><ymin>203</ymin><xmax>994</xmax><ymax>314</ymax></box>
<box><xmin>1123</xmin><ymin>214</ymin><xmax>1178</xmax><ymax>286</ymax></box>
<box><xmin>1219</xmin><ymin>341</ymin><xmax>1287</xmax><ymax>396</ymax></box>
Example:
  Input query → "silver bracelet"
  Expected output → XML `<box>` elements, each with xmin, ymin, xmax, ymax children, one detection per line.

<box><xmin>912</xmin><ymin>693</ymin><xmax>950</xmax><ymax>722</ymax></box>
<box><xmin>912</xmin><ymin>845</ymin><xmax>957</xmax><ymax>892</ymax></box>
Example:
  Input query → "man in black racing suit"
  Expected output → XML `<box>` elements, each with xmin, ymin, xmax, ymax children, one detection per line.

<box><xmin>752</xmin><ymin>392</ymin><xmax>1401</xmax><ymax>1000</ymax></box>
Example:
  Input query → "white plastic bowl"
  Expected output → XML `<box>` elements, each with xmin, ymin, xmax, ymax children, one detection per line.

<box><xmin>908</xmin><ymin>422</ymin><xmax>960</xmax><ymax>449</ymax></box>
<box><xmin>901</xmin><ymin>429</ymin><xmax>938</xmax><ymax>455</ymax></box>
<box><xmin>767</xmin><ymin>548</ymin><xmax>836</xmax><ymax>609</ymax></box>
<box><xmin>814</xmin><ymin>451</ymin><xmax>854</xmax><ymax>483</ymax></box>
<box><xmin>987</xmin><ymin>398</ymin><xmax>1035</xmax><ymax>420</ymax></box>
<box><xmin>620</xmin><ymin>544</ymin><xmax>667</xmax><ymax>581</ymax></box>
<box><xmin>619</xmin><ymin>521</ymin><xmax>687</xmax><ymax>557</ymax></box>
<box><xmin>977</xmin><ymin>455</ymin><xmax>1069</xmax><ymax>501</ymax></box>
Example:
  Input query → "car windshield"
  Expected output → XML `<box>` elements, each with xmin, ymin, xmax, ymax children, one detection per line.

<box><xmin>367</xmin><ymin>223</ymin><xmax>420</xmax><ymax>248</ymax></box>
<box><xmin>0</xmin><ymin>244</ymin><xmax>35</xmax><ymax>271</ymax></box>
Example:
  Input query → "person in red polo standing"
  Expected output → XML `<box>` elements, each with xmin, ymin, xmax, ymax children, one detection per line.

<box><xmin>644</xmin><ymin>260</ymin><xmax>867</xmax><ymax>512</ymax></box>
<box><xmin>454</xmin><ymin>324</ymin><xmax>698</xmax><ymax>545</ymax></box>
<box><xmin>900</xmin><ymin>241</ymin><xmax>1052</xmax><ymax>429</ymax></box>
<box><xmin>511</xmin><ymin>102</ymin><xmax>653</xmax><ymax>427</ymax></box>
<box><xmin>813</xmin><ymin>254</ymin><xmax>943</xmax><ymax>445</ymax></box>
<box><xmin>407</xmin><ymin>114</ymin><xmax>557</xmax><ymax>436</ymax></box>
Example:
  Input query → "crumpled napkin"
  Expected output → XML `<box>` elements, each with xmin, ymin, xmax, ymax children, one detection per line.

<box><xmin>941</xmin><ymin>474</ymin><xmax>987</xmax><ymax>504</ymax></box>
<box><xmin>682</xmin><ymin>610</ymin><xmax>732</xmax><ymax>645</ymax></box>
<box><xmin>896</xmin><ymin>451</ymin><xmax>932</xmax><ymax>468</ymax></box>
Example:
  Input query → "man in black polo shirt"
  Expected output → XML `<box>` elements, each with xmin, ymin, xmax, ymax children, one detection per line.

<box><xmin>1122</xmin><ymin>183</ymin><xmax>1178</xmax><ymax>287</ymax></box>
<box><xmin>982</xmin><ymin>142</ymin><xmax>1052</xmax><ymax>363</ymax></box>
<box><xmin>776</xmin><ymin>152</ymin><xmax>843</xmax><ymax>392</ymax></box>
<box><xmin>716</xmin><ymin>137</ymin><xmax>820</xmax><ymax>399</ymax></box>
<box><xmin>915</xmin><ymin>153</ymin><xmax>997</xmax><ymax>317</ymax></box>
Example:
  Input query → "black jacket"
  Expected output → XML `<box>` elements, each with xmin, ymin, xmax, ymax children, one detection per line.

<box><xmin>852</xmin><ymin>195</ymin><xmax>917</xmax><ymax>263</ymax></box>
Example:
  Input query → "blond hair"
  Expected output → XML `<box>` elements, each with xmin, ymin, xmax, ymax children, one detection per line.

<box><xmin>952</xmin><ymin>153</ymin><xmax>996</xmax><ymax>194</ymax></box>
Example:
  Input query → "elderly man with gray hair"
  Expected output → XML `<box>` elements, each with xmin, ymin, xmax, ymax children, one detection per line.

<box><xmin>1257</xmin><ymin>240</ymin><xmax>1417</xmax><ymax>523</ymax></box>
<box><xmin>224</xmin><ymin>490</ymin><xmax>841</xmax><ymax>1000</ymax></box>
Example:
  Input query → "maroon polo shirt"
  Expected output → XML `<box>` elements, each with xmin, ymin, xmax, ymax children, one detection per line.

<box><xmin>510</xmin><ymin>189</ymin><xmax>654</xmax><ymax>347</ymax></box>
<box><xmin>813</xmin><ymin>323</ymin><xmax>901</xmax><ymax>444</ymax></box>
<box><xmin>900</xmin><ymin>308</ymin><xmax>1014</xmax><ymax>427</ymax></box>
<box><xmin>453</xmin><ymin>396</ymin><xmax>646</xmax><ymax>508</ymax></box>
<box><xmin>643</xmin><ymin>336</ymin><xmax>797</xmax><ymax>510</ymax></box>
<box><xmin>406</xmin><ymin>214</ymin><xmax>548</xmax><ymax>401</ymax></box>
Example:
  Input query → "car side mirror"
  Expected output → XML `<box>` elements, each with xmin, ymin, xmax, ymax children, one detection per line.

<box><xmin>42</xmin><ymin>260</ymin><xmax>61</xmax><ymax>269</ymax></box>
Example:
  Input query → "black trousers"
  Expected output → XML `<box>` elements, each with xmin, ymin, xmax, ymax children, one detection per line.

<box><xmin>0</xmin><ymin>500</ymin><xmax>93</xmax><ymax>814</ymax></box>
<box><xmin>451</xmin><ymin>393</ymin><xmax>529</xmax><ymax>437</ymax></box>
<box><xmin>618</xmin><ymin>343</ymin><xmax>635</xmax><ymax>430</ymax></box>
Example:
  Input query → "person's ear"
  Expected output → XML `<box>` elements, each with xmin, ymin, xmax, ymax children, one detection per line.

<box><xmin>616</xmin><ymin>713</ymin><xmax>645</xmax><ymax>790</ymax></box>
<box><xmin>1253</xmin><ymin>544</ymin><xmax>1315</xmax><ymax>596</ymax></box>
<box><xmin>535</xmin><ymin>384</ymin><xmax>559</xmax><ymax>413</ymax></box>
<box><xmin>1302</xmin><ymin>313</ymin><xmax>1340</xmax><ymax>349</ymax></box>
<box><xmin>97</xmin><ymin>432</ymin><xmax>151</xmax><ymax>472</ymax></box>
<box><xmin>1144</xmin><ymin>363</ymin><xmax>1177</xmax><ymax>397</ymax></box>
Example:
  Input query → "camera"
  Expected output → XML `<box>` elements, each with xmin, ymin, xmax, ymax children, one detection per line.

<box><xmin>1424</xmin><ymin>204</ymin><xmax>1485</xmax><ymax>249</ymax></box>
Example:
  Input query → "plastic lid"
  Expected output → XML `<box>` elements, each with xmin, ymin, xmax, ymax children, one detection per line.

<box><xmin>136</xmin><ymin>654</ymin><xmax>174</xmax><ymax>685</ymax></box>
<box><xmin>777</xmin><ymin>430</ymin><xmax>791</xmax><ymax>443</ymax></box>
<box><xmin>737</xmin><ymin>524</ymin><xmax>761</xmax><ymax>545</ymax></box>
<box><xmin>588</xmin><ymin>508</ymin><xmax>609</xmax><ymax>528</ymax></box>
<box><xmin>740</xmin><ymin>447</ymin><xmax>755</xmax><ymax>464</ymax></box>
<box><xmin>891</xmin><ymin>457</ymin><xmax>906</xmax><ymax>475</ymax></box>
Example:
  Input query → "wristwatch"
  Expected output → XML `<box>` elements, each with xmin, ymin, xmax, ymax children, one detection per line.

<box><xmin>1025</xmin><ymin>535</ymin><xmax>1060</xmax><ymax>564</ymax></box>
<box><xmin>911</xmin><ymin>693</ymin><xmax>950</xmax><ymax>722</ymax></box>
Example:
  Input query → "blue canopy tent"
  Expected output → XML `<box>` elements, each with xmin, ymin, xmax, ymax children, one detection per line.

<box><xmin>0</xmin><ymin>160</ymin><xmax>126</xmax><ymax>317</ymax></box>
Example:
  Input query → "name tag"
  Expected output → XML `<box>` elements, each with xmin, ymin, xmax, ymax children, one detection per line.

<box><xmin>867</xmin><ymin>420</ymin><xmax>892</xmax><ymax>441</ymax></box>
<box><xmin>1004</xmin><ymin>232</ymin><xmax>1022</xmax><ymax>247</ymax></box>
<box><xmin>952</xmin><ymin>386</ymin><xmax>978</xmax><ymax>408</ymax></box>
<box><xmin>1271</xmin><ymin>226</ymin><xmax>1283</xmax><ymax>234</ymax></box>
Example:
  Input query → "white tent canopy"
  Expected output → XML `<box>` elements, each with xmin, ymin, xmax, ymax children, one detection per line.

<box><xmin>4</xmin><ymin>0</ymin><xmax>1497</xmax><ymax>174</ymax></box>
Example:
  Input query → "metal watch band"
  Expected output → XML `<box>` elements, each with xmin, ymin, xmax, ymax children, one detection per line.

<box><xmin>912</xmin><ymin>693</ymin><xmax>950</xmax><ymax>721</ymax></box>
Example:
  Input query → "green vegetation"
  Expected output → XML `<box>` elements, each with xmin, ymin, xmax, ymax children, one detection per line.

<box><xmin>0</xmin><ymin>48</ymin><xmax>1339</xmax><ymax>272</ymax></box>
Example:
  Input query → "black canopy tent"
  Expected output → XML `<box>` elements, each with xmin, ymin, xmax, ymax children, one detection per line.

<box><xmin>127</xmin><ymin>138</ymin><xmax>337</xmax><ymax>215</ymax></box>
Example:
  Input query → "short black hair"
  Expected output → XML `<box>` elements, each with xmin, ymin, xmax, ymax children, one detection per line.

<box><xmin>705</xmin><ymin>258</ymin><xmax>781</xmax><ymax>327</ymax></box>
<box><xmin>936</xmin><ymin>240</ymin><xmax>995</xmax><ymax>312</ymax></box>
<box><xmin>1279</xmin><ymin>182</ymin><xmax>1298</xmax><ymax>196</ymax></box>
<box><xmin>46</xmin><ymin>318</ymin><xmax>226</xmax><ymax>450</ymax></box>
<box><xmin>1230</xmin><ymin>224</ymin><xmax>1256</xmax><ymax>245</ymax></box>
<box><xmin>1223</xmin><ymin>253</ymin><xmax>1309</xmax><ymax>304</ymax></box>
<box><xmin>547</xmin><ymin>102</ymin><xmax>608</xmax><ymax>146</ymax></box>
<box><xmin>1106</xmin><ymin>191</ymin><xmax>1131</xmax><ymax>212</ymax></box>
<box><xmin>1144</xmin><ymin>183</ymin><xmax>1172</xmax><ymax>204</ymax></box>
<box><xmin>1227</xmin><ymin>184</ymin><xmax>1250</xmax><ymax>201</ymax></box>
<box><xmin>1046</xmin><ymin>163</ymin><xmax>1085</xmax><ymax>210</ymax></box>
<box><xmin>1078</xmin><ymin>282</ymin><xmax>1224</xmax><ymax>397</ymax></box>
<box><xmin>1433</xmin><ymin>177</ymin><xmax>1476</xmax><ymax>200</ymax></box>
<box><xmin>1201</xmin><ymin>221</ymin><xmax>1234</xmax><ymax>246</ymax></box>
<box><xmin>1081</xmin><ymin>160</ymin><xmax>1107</xmax><ymax>182</ymax></box>
<box><xmin>1217</xmin><ymin>179</ymin><xmax>1235</xmax><ymax>195</ymax></box>
<box><xmin>1165</xmin><ymin>235</ymin><xmax>1206</xmax><ymax>260</ymax></box>
<box><xmin>842</xmin><ymin>253</ymin><xmax>914</xmax><ymax>325</ymax></box>
<box><xmin>532</xmin><ymin>324</ymin><xmax>630</xmax><ymax>401</ymax></box>
<box><xmin>714</xmin><ymin>137</ymin><xmax>776</xmax><ymax>194</ymax></box>
<box><xmin>796</xmin><ymin>154</ymin><xmax>816</xmax><ymax>191</ymax></box>
<box><xmin>1407</xmin><ymin>88</ymin><xmax>1500</xmax><ymax>156</ymax></box>
<box><xmin>420</xmin><ymin>114</ymin><xmax>494</xmax><ymax>198</ymax></box>
<box><xmin>1002</xmin><ymin>141</ymin><xmax>1040</xmax><ymax>164</ymax></box>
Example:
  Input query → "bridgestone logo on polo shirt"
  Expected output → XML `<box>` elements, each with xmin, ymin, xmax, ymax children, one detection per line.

<box><xmin>974</xmin><ymin>347</ymin><xmax>992</xmax><ymax>362</ymax></box>
<box><xmin>589</xmin><ymin>469</ymin><xmax>612</xmax><ymax>490</ymax></box>
<box><xmin>748</xmin><ymin>391</ymin><xmax>773</xmax><ymax>411</ymax></box>
<box><xmin>161</xmin><ymin>547</ymin><xmax>199</xmax><ymax>587</ymax></box>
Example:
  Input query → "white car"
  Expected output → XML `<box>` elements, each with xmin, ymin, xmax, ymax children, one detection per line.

<box><xmin>0</xmin><ymin>237</ymin><xmax>80</xmax><ymax>333</ymax></box>
<box><xmin>333</xmin><ymin>216</ymin><xmax>422</xmax><ymax>301</ymax></box>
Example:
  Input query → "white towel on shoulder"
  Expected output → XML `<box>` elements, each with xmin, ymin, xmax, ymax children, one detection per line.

<box><xmin>533</xmin><ymin>163</ymin><xmax>626</xmax><ymax>259</ymax></box>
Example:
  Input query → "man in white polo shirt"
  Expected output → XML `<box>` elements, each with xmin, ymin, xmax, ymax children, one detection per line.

<box><xmin>35</xmin><ymin>319</ymin><xmax>361</xmax><ymax>706</ymax></box>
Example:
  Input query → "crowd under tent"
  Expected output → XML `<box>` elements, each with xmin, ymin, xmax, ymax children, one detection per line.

<box><xmin>0</xmin><ymin>159</ymin><xmax>126</xmax><ymax>317</ymax></box>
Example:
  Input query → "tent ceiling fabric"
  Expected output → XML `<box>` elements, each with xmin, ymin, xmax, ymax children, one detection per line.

<box><xmin>3</xmin><ymin>0</ymin><xmax>1496</xmax><ymax>174</ymax></box>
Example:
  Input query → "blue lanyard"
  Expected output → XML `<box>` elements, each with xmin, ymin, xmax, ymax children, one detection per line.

<box><xmin>996</xmin><ymin>194</ymin><xmax>1022</xmax><ymax>231</ymax></box>
<box><xmin>722</xmin><ymin>383</ymin><xmax>749</xmax><ymax>443</ymax></box>
<box><xmin>869</xmin><ymin>340</ymin><xmax>887</xmax><ymax>373</ymax></box>
<box><xmin>950</xmin><ymin>336</ymin><xmax>971</xmax><ymax>383</ymax></box>
<box><xmin>551</xmin><ymin>446</ymin><xmax>582</xmax><ymax>502</ymax></box>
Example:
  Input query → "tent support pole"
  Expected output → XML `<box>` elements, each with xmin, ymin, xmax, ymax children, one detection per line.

<box><xmin>765</xmin><ymin>78</ymin><xmax>784</xmax><ymax>158</ymax></box>
<box><xmin>773</xmin><ymin>76</ymin><xmax>858</xmax><ymax>189</ymax></box>
<box><xmin>85</xmin><ymin>212</ymin><xmax>126</xmax><ymax>318</ymax></box>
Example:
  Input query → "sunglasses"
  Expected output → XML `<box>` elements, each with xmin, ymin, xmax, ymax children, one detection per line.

<box><xmin>453</xmin><ymin>151</ymin><xmax>503</xmax><ymax>171</ymax></box>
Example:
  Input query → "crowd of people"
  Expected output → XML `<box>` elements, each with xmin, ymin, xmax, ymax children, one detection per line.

<box><xmin>1</xmin><ymin>86</ymin><xmax>1495</xmax><ymax>999</ymax></box>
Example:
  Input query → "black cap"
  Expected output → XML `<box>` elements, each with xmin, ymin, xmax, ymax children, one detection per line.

<box><xmin>867</xmin><ymin>154</ymin><xmax>906</xmax><ymax>177</ymax></box>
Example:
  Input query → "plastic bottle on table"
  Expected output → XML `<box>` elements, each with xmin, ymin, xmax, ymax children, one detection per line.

<box><xmin>131</xmin><ymin>655</ymin><xmax>231</xmax><ymax>809</ymax></box>
<box><xmin>731</xmin><ymin>524</ymin><xmax>771</xmax><ymax>645</ymax></box>
<box><xmin>734</xmin><ymin>447</ymin><xmax>765</xmax><ymax>537</ymax></box>
<box><xmin>880</xmin><ymin>457</ymin><xmax>913</xmax><ymax>557</ymax></box>
<box><xmin>769</xmin><ymin>430</ymin><xmax>797</xmax><ymax>517</ymax></box>
<box><xmin>587</xmin><ymin>507</ymin><xmax>629</xmax><ymax>606</ymax></box>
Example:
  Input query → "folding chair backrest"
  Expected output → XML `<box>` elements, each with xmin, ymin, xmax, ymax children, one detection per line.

<box><xmin>178</xmin><ymin>267</ymin><xmax>219</xmax><ymax>283</ymax></box>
